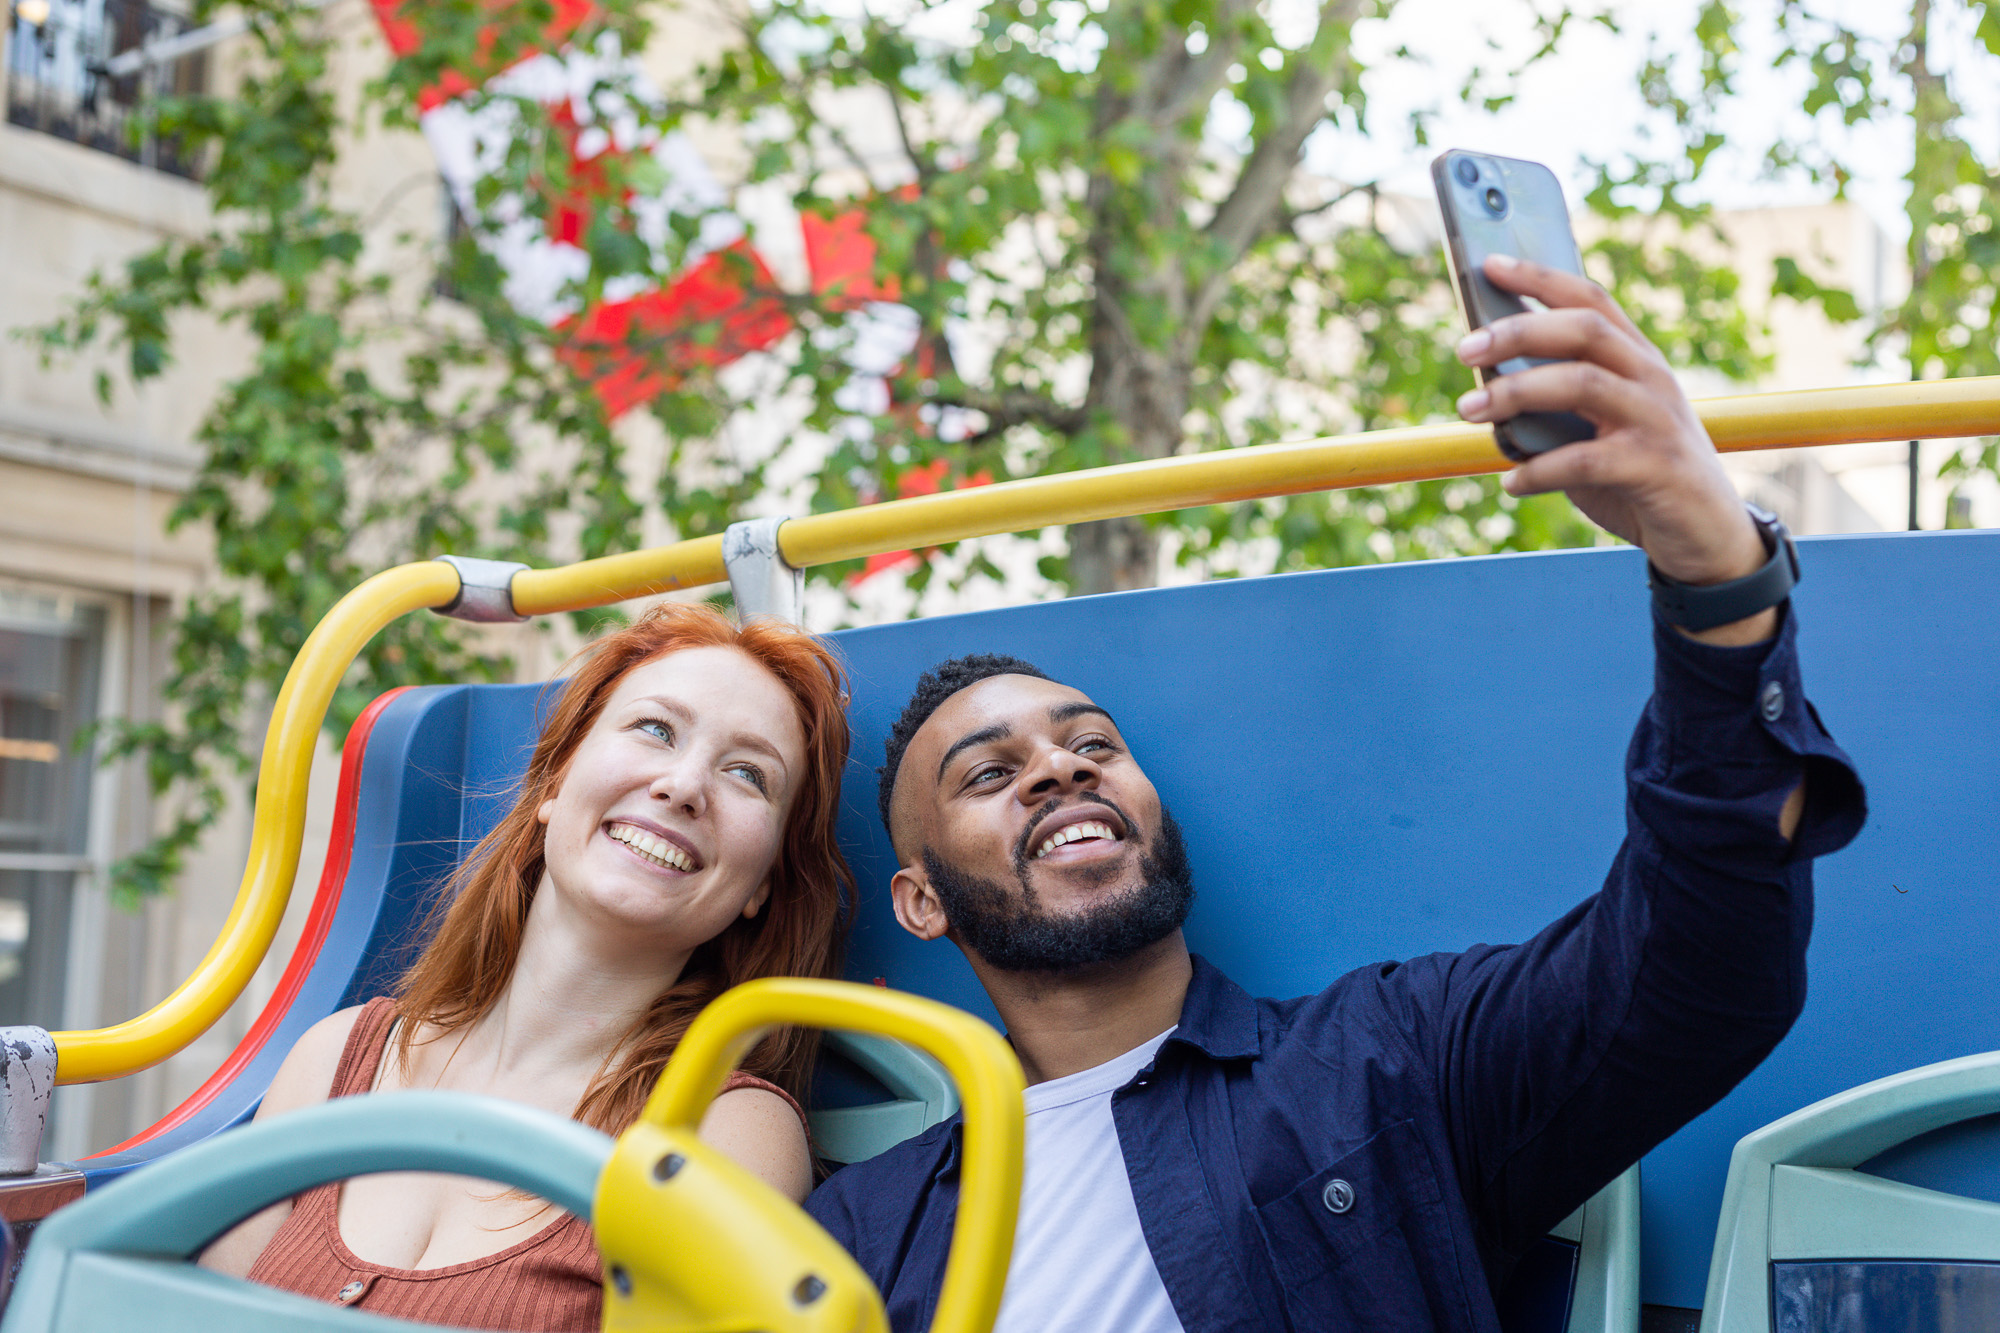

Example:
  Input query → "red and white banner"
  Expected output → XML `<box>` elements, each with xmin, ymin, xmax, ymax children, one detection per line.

<box><xmin>369</xmin><ymin>1</ymin><xmax>982</xmax><ymax>578</ymax></box>
<box><xmin>369</xmin><ymin>0</ymin><xmax>913</xmax><ymax>413</ymax></box>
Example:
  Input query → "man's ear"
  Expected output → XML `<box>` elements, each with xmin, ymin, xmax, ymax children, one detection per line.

<box><xmin>890</xmin><ymin>863</ymin><xmax>951</xmax><ymax>943</ymax></box>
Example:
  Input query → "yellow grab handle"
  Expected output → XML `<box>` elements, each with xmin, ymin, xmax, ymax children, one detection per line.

<box><xmin>49</xmin><ymin>561</ymin><xmax>463</xmax><ymax>1084</ymax></box>
<box><xmin>596</xmin><ymin>979</ymin><xmax>1025</xmax><ymax>1333</ymax></box>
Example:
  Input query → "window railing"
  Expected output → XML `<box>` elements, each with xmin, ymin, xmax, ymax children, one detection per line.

<box><xmin>6</xmin><ymin>0</ymin><xmax>204</xmax><ymax>179</ymax></box>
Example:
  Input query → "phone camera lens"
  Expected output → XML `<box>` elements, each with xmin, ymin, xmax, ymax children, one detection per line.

<box><xmin>1482</xmin><ymin>186</ymin><xmax>1507</xmax><ymax>216</ymax></box>
<box><xmin>1453</xmin><ymin>158</ymin><xmax>1479</xmax><ymax>186</ymax></box>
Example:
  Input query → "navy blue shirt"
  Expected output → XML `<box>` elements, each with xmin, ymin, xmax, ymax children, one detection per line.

<box><xmin>808</xmin><ymin>610</ymin><xmax>1866</xmax><ymax>1332</ymax></box>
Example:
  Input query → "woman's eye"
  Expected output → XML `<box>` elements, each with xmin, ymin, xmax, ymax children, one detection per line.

<box><xmin>637</xmin><ymin>719</ymin><xmax>674</xmax><ymax>743</ymax></box>
<box><xmin>726</xmin><ymin>762</ymin><xmax>768</xmax><ymax>793</ymax></box>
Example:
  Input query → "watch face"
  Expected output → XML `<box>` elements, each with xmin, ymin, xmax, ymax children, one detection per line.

<box><xmin>1745</xmin><ymin>502</ymin><xmax>1781</xmax><ymax>530</ymax></box>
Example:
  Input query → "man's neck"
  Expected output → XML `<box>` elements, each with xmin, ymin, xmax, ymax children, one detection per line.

<box><xmin>972</xmin><ymin>932</ymin><xmax>1194</xmax><ymax>1085</ymax></box>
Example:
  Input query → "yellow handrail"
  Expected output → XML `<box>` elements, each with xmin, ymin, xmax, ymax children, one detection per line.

<box><xmin>54</xmin><ymin>374</ymin><xmax>2000</xmax><ymax>1083</ymax></box>
<box><xmin>50</xmin><ymin>562</ymin><xmax>463</xmax><ymax>1083</ymax></box>
<box><xmin>598</xmin><ymin>979</ymin><xmax>1024</xmax><ymax>1333</ymax></box>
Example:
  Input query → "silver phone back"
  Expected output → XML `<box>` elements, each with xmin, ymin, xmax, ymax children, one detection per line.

<box><xmin>1431</xmin><ymin>150</ymin><xmax>1594</xmax><ymax>459</ymax></box>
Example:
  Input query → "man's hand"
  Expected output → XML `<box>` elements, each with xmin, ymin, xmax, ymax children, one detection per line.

<box><xmin>1454</xmin><ymin>254</ymin><xmax>1776</xmax><ymax>645</ymax></box>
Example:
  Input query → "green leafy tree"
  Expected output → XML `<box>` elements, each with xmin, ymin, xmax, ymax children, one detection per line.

<box><xmin>29</xmin><ymin>1</ymin><xmax>645</xmax><ymax>900</ymax></box>
<box><xmin>681</xmin><ymin>0</ymin><xmax>1768</xmax><ymax>590</ymax></box>
<box><xmin>1649</xmin><ymin>0</ymin><xmax>2000</xmax><ymax>506</ymax></box>
<box><xmin>29</xmin><ymin>0</ymin><xmax>1771</xmax><ymax>899</ymax></box>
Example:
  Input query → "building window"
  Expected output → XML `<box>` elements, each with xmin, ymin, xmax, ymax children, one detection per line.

<box><xmin>0</xmin><ymin>587</ymin><xmax>105</xmax><ymax>1028</ymax></box>
<box><xmin>6</xmin><ymin>0</ymin><xmax>205</xmax><ymax>179</ymax></box>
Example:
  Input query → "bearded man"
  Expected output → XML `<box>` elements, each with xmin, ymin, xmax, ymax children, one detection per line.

<box><xmin>805</xmin><ymin>258</ymin><xmax>1865</xmax><ymax>1332</ymax></box>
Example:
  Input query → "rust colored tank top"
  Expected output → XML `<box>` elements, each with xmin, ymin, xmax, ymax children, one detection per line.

<box><xmin>247</xmin><ymin>996</ymin><xmax>806</xmax><ymax>1331</ymax></box>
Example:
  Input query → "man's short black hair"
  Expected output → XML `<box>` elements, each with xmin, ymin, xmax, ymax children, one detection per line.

<box><xmin>878</xmin><ymin>653</ymin><xmax>1052</xmax><ymax>837</ymax></box>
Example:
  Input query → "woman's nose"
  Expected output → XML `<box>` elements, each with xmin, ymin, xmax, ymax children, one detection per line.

<box><xmin>649</xmin><ymin>753</ymin><xmax>710</xmax><ymax>815</ymax></box>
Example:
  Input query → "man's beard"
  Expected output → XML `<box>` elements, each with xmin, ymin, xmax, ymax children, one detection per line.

<box><xmin>922</xmin><ymin>799</ymin><xmax>1195</xmax><ymax>974</ymax></box>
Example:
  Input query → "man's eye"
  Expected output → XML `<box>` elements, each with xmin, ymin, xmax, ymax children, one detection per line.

<box><xmin>1075</xmin><ymin>737</ymin><xmax>1113</xmax><ymax>755</ymax></box>
<box><xmin>970</xmin><ymin>764</ymin><xmax>1007</xmax><ymax>785</ymax></box>
<box><xmin>726</xmin><ymin>762</ymin><xmax>768</xmax><ymax>794</ymax></box>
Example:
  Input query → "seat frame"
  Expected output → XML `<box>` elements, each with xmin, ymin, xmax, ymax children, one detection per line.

<box><xmin>1699</xmin><ymin>1048</ymin><xmax>2000</xmax><ymax>1333</ymax></box>
<box><xmin>6</xmin><ymin>1092</ymin><xmax>609</xmax><ymax>1333</ymax></box>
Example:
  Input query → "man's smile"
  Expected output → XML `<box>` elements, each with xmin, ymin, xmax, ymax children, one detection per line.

<box><xmin>1033</xmin><ymin>819</ymin><xmax>1122</xmax><ymax>860</ymax></box>
<box><xmin>1021</xmin><ymin>802</ymin><xmax>1131</xmax><ymax>865</ymax></box>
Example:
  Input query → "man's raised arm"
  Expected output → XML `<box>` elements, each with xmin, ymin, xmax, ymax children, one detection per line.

<box><xmin>1389</xmin><ymin>255</ymin><xmax>1867</xmax><ymax>1254</ymax></box>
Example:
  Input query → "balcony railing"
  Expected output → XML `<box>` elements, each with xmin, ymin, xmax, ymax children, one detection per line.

<box><xmin>6</xmin><ymin>0</ymin><xmax>204</xmax><ymax>180</ymax></box>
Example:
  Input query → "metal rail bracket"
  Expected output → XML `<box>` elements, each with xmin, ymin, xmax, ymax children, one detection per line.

<box><xmin>432</xmin><ymin>556</ymin><xmax>530</xmax><ymax>624</ymax></box>
<box><xmin>723</xmin><ymin>518</ymin><xmax>802</xmax><ymax>626</ymax></box>
<box><xmin>0</xmin><ymin>1028</ymin><xmax>56</xmax><ymax>1176</ymax></box>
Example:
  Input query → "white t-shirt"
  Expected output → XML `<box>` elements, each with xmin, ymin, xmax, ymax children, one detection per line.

<box><xmin>991</xmin><ymin>1028</ymin><xmax>1188</xmax><ymax>1333</ymax></box>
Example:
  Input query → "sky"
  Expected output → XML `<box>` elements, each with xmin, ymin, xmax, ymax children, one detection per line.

<box><xmin>1296</xmin><ymin>0</ymin><xmax>2000</xmax><ymax>246</ymax></box>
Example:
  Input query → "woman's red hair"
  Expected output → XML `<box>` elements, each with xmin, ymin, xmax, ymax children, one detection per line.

<box><xmin>393</xmin><ymin>602</ymin><xmax>853</xmax><ymax>1132</ymax></box>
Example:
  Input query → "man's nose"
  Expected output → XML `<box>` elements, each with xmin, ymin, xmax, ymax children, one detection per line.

<box><xmin>1018</xmin><ymin>742</ymin><xmax>1102</xmax><ymax>802</ymax></box>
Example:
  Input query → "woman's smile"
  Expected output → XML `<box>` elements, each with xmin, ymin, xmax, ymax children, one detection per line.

<box><xmin>605</xmin><ymin>820</ymin><xmax>701</xmax><ymax>873</ymax></box>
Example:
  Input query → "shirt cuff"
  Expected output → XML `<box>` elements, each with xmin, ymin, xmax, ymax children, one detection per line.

<box><xmin>1629</xmin><ymin>603</ymin><xmax>1866</xmax><ymax>865</ymax></box>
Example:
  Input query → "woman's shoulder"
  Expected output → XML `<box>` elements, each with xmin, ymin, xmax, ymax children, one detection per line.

<box><xmin>719</xmin><ymin>1071</ymin><xmax>808</xmax><ymax>1130</ymax></box>
<box><xmin>703</xmin><ymin>1073</ymin><xmax>814</xmax><ymax>1202</ymax></box>
<box><xmin>256</xmin><ymin>1000</ymin><xmax>391</xmax><ymax>1119</ymax></box>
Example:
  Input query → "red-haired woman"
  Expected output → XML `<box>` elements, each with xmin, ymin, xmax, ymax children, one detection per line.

<box><xmin>200</xmin><ymin>602</ymin><xmax>854</xmax><ymax>1330</ymax></box>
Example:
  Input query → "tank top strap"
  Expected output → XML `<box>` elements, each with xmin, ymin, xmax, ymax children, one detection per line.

<box><xmin>327</xmin><ymin>996</ymin><xmax>403</xmax><ymax>1099</ymax></box>
<box><xmin>720</xmin><ymin>1069</ymin><xmax>809</xmax><ymax>1133</ymax></box>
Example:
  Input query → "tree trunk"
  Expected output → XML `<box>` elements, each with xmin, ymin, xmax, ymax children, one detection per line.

<box><xmin>1062</xmin><ymin>0</ymin><xmax>1363</xmax><ymax>595</ymax></box>
<box><xmin>1070</xmin><ymin>339</ymin><xmax>1192</xmax><ymax>594</ymax></box>
<box><xmin>1069</xmin><ymin>515</ymin><xmax>1159</xmax><ymax>595</ymax></box>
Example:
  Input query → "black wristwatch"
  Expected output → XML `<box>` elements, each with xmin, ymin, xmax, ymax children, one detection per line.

<box><xmin>1647</xmin><ymin>504</ymin><xmax>1799</xmax><ymax>632</ymax></box>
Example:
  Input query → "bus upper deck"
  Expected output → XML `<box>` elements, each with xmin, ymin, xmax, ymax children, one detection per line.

<box><xmin>1</xmin><ymin>375</ymin><xmax>1998</xmax><ymax>1332</ymax></box>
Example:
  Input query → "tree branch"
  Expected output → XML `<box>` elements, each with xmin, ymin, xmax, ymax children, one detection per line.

<box><xmin>731</xmin><ymin>10</ymin><xmax>884</xmax><ymax>191</ymax></box>
<box><xmin>1276</xmin><ymin>180</ymin><xmax>1374</xmax><ymax>237</ymax></box>
<box><xmin>1148</xmin><ymin>2</ymin><xmax>1258</xmax><ymax>130</ymax></box>
<box><xmin>868</xmin><ymin>30</ymin><xmax>939</xmax><ymax>186</ymax></box>
<box><xmin>934</xmin><ymin>387</ymin><xmax>1090</xmax><ymax>439</ymax></box>
<box><xmin>1193</xmin><ymin>0</ymin><xmax>1368</xmax><ymax>328</ymax></box>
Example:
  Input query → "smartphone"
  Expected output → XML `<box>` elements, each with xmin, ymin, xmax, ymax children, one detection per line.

<box><xmin>1431</xmin><ymin>150</ymin><xmax>1596</xmax><ymax>461</ymax></box>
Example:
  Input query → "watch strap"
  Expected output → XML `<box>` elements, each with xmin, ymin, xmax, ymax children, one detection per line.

<box><xmin>1647</xmin><ymin>507</ymin><xmax>1800</xmax><ymax>632</ymax></box>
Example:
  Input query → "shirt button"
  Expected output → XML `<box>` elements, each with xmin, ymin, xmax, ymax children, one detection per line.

<box><xmin>1760</xmin><ymin>680</ymin><xmax>1785</xmax><ymax>722</ymax></box>
<box><xmin>337</xmin><ymin>1279</ymin><xmax>366</xmax><ymax>1304</ymax></box>
<box><xmin>1322</xmin><ymin>1178</ymin><xmax>1355</xmax><ymax>1214</ymax></box>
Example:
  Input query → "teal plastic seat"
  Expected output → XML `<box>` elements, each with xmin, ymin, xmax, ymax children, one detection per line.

<box><xmin>1699</xmin><ymin>1049</ymin><xmax>2000</xmax><ymax>1333</ymax></box>
<box><xmin>813</xmin><ymin>1031</ymin><xmax>960</xmax><ymax>1164</ymax></box>
<box><xmin>1559</xmin><ymin>1166</ymin><xmax>1641</xmax><ymax>1333</ymax></box>
<box><xmin>2</xmin><ymin>1092</ymin><xmax>611</xmax><ymax>1333</ymax></box>
<box><xmin>1498</xmin><ymin>1165</ymin><xmax>1640</xmax><ymax>1333</ymax></box>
